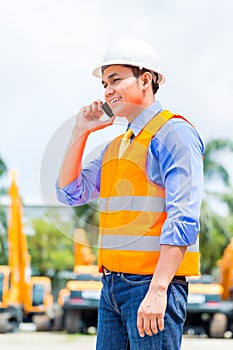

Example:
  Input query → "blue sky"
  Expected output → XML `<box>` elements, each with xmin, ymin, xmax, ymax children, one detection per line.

<box><xmin>0</xmin><ymin>0</ymin><xmax>233</xmax><ymax>204</ymax></box>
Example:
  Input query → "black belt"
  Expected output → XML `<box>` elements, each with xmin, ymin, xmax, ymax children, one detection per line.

<box><xmin>102</xmin><ymin>267</ymin><xmax>114</xmax><ymax>276</ymax></box>
<box><xmin>102</xmin><ymin>267</ymin><xmax>186</xmax><ymax>282</ymax></box>
<box><xmin>172</xmin><ymin>275</ymin><xmax>186</xmax><ymax>282</ymax></box>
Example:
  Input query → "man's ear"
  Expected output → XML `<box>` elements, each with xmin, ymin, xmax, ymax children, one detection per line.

<box><xmin>140</xmin><ymin>72</ymin><xmax>153</xmax><ymax>89</ymax></box>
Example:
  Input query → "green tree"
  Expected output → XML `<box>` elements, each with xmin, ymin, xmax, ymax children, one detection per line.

<box><xmin>28</xmin><ymin>217</ymin><xmax>74</xmax><ymax>290</ymax></box>
<box><xmin>204</xmin><ymin>138</ymin><xmax>233</xmax><ymax>188</ymax></box>
<box><xmin>200</xmin><ymin>138</ymin><xmax>233</xmax><ymax>274</ymax></box>
<box><xmin>221</xmin><ymin>189</ymin><xmax>233</xmax><ymax>214</ymax></box>
<box><xmin>200</xmin><ymin>201</ymin><xmax>231</xmax><ymax>274</ymax></box>
<box><xmin>72</xmin><ymin>201</ymin><xmax>99</xmax><ymax>250</ymax></box>
<box><xmin>0</xmin><ymin>157</ymin><xmax>7</xmax><ymax>179</ymax></box>
<box><xmin>0</xmin><ymin>156</ymin><xmax>8</xmax><ymax>264</ymax></box>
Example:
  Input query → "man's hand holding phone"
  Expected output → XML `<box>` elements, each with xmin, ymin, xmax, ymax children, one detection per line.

<box><xmin>75</xmin><ymin>100</ymin><xmax>115</xmax><ymax>136</ymax></box>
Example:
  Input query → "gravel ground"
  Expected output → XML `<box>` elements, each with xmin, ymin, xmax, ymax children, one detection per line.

<box><xmin>0</xmin><ymin>332</ymin><xmax>96</xmax><ymax>350</ymax></box>
<box><xmin>0</xmin><ymin>332</ymin><xmax>233</xmax><ymax>350</ymax></box>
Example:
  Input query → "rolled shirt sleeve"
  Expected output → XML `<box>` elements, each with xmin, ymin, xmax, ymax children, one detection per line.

<box><xmin>56</xmin><ymin>148</ymin><xmax>105</xmax><ymax>206</ymax></box>
<box><xmin>148</xmin><ymin>118</ymin><xmax>204</xmax><ymax>246</ymax></box>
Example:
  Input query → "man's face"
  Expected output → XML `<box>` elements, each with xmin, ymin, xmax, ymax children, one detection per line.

<box><xmin>101</xmin><ymin>65</ymin><xmax>145</xmax><ymax>119</ymax></box>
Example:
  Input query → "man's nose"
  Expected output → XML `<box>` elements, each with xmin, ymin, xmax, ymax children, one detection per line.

<box><xmin>105</xmin><ymin>85</ymin><xmax>115</xmax><ymax>98</ymax></box>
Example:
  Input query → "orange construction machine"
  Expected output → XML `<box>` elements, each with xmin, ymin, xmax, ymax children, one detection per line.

<box><xmin>0</xmin><ymin>171</ymin><xmax>53</xmax><ymax>332</ymax></box>
<box><xmin>184</xmin><ymin>240</ymin><xmax>233</xmax><ymax>338</ymax></box>
<box><xmin>218</xmin><ymin>238</ymin><xmax>233</xmax><ymax>301</ymax></box>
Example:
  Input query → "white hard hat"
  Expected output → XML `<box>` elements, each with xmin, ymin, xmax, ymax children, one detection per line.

<box><xmin>93</xmin><ymin>37</ymin><xmax>166</xmax><ymax>84</ymax></box>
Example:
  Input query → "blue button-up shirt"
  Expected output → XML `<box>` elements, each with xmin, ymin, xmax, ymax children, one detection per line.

<box><xmin>56</xmin><ymin>101</ymin><xmax>204</xmax><ymax>247</ymax></box>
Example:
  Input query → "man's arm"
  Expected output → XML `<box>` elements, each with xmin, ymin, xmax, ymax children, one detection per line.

<box><xmin>58</xmin><ymin>100</ymin><xmax>115</xmax><ymax>188</ymax></box>
<box><xmin>137</xmin><ymin>244</ymin><xmax>187</xmax><ymax>337</ymax></box>
<box><xmin>137</xmin><ymin>245</ymin><xmax>187</xmax><ymax>337</ymax></box>
<box><xmin>56</xmin><ymin>153</ymin><xmax>104</xmax><ymax>206</ymax></box>
<box><xmin>137</xmin><ymin>119</ymin><xmax>204</xmax><ymax>337</ymax></box>
<box><xmin>148</xmin><ymin>119</ymin><xmax>204</xmax><ymax>246</ymax></box>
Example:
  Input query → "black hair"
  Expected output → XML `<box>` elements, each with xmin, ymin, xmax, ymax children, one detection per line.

<box><xmin>101</xmin><ymin>64</ymin><xmax>159</xmax><ymax>95</ymax></box>
<box><xmin>127</xmin><ymin>66</ymin><xmax>159</xmax><ymax>95</ymax></box>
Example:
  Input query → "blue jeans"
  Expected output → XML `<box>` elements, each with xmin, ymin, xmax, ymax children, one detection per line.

<box><xmin>96</xmin><ymin>273</ymin><xmax>188</xmax><ymax>350</ymax></box>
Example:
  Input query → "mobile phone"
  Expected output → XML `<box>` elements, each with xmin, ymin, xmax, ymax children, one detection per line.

<box><xmin>102</xmin><ymin>102</ymin><xmax>114</xmax><ymax>118</ymax></box>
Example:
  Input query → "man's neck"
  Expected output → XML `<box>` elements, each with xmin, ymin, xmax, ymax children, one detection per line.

<box><xmin>126</xmin><ymin>97</ymin><xmax>156</xmax><ymax>123</ymax></box>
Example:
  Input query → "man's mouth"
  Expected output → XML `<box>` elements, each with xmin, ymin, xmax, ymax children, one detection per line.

<box><xmin>109</xmin><ymin>97</ymin><xmax>121</xmax><ymax>104</ymax></box>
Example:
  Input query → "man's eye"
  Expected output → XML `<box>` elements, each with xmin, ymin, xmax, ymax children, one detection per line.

<box><xmin>103</xmin><ymin>78</ymin><xmax>120</xmax><ymax>89</ymax></box>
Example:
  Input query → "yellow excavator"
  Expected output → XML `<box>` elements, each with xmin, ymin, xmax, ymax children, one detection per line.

<box><xmin>218</xmin><ymin>238</ymin><xmax>233</xmax><ymax>301</ymax></box>
<box><xmin>56</xmin><ymin>228</ymin><xmax>102</xmax><ymax>333</ymax></box>
<box><xmin>0</xmin><ymin>171</ymin><xmax>53</xmax><ymax>332</ymax></box>
<box><xmin>185</xmin><ymin>239</ymin><xmax>233</xmax><ymax>338</ymax></box>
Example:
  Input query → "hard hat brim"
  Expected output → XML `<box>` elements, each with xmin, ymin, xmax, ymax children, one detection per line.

<box><xmin>92</xmin><ymin>61</ymin><xmax>166</xmax><ymax>85</ymax></box>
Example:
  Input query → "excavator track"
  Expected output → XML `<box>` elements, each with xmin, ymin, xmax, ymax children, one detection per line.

<box><xmin>209</xmin><ymin>313</ymin><xmax>228</xmax><ymax>338</ymax></box>
<box><xmin>0</xmin><ymin>312</ymin><xmax>20</xmax><ymax>333</ymax></box>
<box><xmin>32</xmin><ymin>314</ymin><xmax>52</xmax><ymax>331</ymax></box>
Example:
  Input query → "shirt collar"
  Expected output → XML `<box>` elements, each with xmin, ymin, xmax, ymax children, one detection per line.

<box><xmin>129</xmin><ymin>100</ymin><xmax>163</xmax><ymax>136</ymax></box>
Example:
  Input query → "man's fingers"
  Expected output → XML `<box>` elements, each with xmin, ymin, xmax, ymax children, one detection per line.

<box><xmin>80</xmin><ymin>105</ymin><xmax>90</xmax><ymax>117</ymax></box>
<box><xmin>143</xmin><ymin>318</ymin><xmax>153</xmax><ymax>336</ymax></box>
<box><xmin>137</xmin><ymin>314</ymin><xmax>164</xmax><ymax>337</ymax></box>
<box><xmin>90</xmin><ymin>101</ymin><xmax>99</xmax><ymax>113</ymax></box>
<box><xmin>137</xmin><ymin>299</ymin><xmax>166</xmax><ymax>337</ymax></box>
<box><xmin>80</xmin><ymin>101</ymin><xmax>103</xmax><ymax>118</ymax></box>
<box><xmin>137</xmin><ymin>313</ymin><xmax>145</xmax><ymax>337</ymax></box>
<box><xmin>157</xmin><ymin>316</ymin><xmax>164</xmax><ymax>332</ymax></box>
<box><xmin>97</xmin><ymin>99</ymin><xmax>103</xmax><ymax>111</ymax></box>
<box><xmin>150</xmin><ymin>317</ymin><xmax>158</xmax><ymax>334</ymax></box>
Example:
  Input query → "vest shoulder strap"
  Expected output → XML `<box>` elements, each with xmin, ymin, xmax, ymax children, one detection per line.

<box><xmin>139</xmin><ymin>110</ymin><xmax>174</xmax><ymax>138</ymax></box>
<box><xmin>139</xmin><ymin>110</ymin><xmax>194</xmax><ymax>139</ymax></box>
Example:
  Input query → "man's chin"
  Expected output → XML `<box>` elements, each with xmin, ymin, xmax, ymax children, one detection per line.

<box><xmin>111</xmin><ymin>103</ymin><xmax>129</xmax><ymax>117</ymax></box>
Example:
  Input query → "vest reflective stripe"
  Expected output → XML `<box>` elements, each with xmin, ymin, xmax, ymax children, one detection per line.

<box><xmin>99</xmin><ymin>195</ymin><xmax>165</xmax><ymax>212</ymax></box>
<box><xmin>98</xmin><ymin>110</ymin><xmax>200</xmax><ymax>276</ymax></box>
<box><xmin>99</xmin><ymin>234</ymin><xmax>199</xmax><ymax>252</ymax></box>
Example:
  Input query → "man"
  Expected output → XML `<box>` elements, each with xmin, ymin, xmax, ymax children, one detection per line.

<box><xmin>56</xmin><ymin>38</ymin><xmax>204</xmax><ymax>349</ymax></box>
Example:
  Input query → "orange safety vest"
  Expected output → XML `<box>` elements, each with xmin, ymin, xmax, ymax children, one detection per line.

<box><xmin>98</xmin><ymin>110</ymin><xmax>199</xmax><ymax>275</ymax></box>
